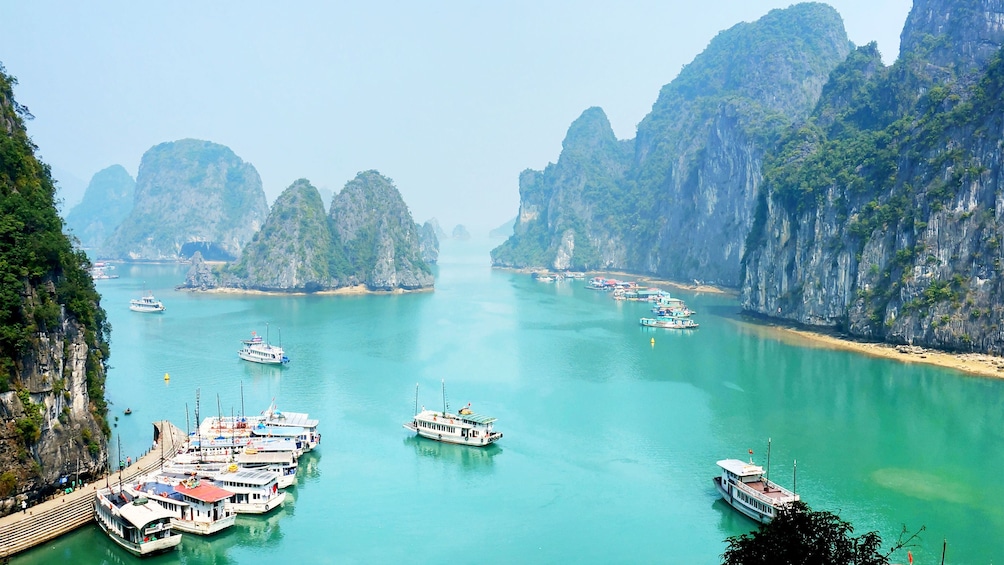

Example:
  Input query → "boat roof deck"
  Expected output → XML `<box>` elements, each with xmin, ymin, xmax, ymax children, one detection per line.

<box><xmin>176</xmin><ymin>481</ymin><xmax>235</xmax><ymax>503</ymax></box>
<box><xmin>737</xmin><ymin>479</ymin><xmax>797</xmax><ymax>502</ymax></box>
<box><xmin>416</xmin><ymin>410</ymin><xmax>496</xmax><ymax>425</ymax></box>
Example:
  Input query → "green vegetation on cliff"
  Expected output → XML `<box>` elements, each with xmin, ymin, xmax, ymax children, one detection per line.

<box><xmin>188</xmin><ymin>171</ymin><xmax>433</xmax><ymax>292</ymax></box>
<box><xmin>742</xmin><ymin>1</ymin><xmax>1004</xmax><ymax>353</ymax></box>
<box><xmin>0</xmin><ymin>64</ymin><xmax>109</xmax><ymax>413</ymax></box>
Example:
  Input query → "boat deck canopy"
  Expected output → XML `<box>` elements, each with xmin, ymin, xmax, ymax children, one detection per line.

<box><xmin>717</xmin><ymin>459</ymin><xmax>765</xmax><ymax>477</ymax></box>
<box><xmin>458</xmin><ymin>413</ymin><xmax>497</xmax><ymax>425</ymax></box>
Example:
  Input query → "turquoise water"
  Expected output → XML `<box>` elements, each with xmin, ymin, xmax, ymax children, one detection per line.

<box><xmin>12</xmin><ymin>239</ymin><xmax>1004</xmax><ymax>564</ymax></box>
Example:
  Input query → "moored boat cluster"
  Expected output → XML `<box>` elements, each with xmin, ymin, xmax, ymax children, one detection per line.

<box><xmin>93</xmin><ymin>402</ymin><xmax>319</xmax><ymax>557</ymax></box>
<box><xmin>585</xmin><ymin>276</ymin><xmax>699</xmax><ymax>329</ymax></box>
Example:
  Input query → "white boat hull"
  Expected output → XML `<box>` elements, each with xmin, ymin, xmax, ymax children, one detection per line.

<box><xmin>171</xmin><ymin>513</ymin><xmax>236</xmax><ymax>536</ymax></box>
<box><xmin>95</xmin><ymin>509</ymin><xmax>181</xmax><ymax>556</ymax></box>
<box><xmin>403</xmin><ymin>422</ymin><xmax>502</xmax><ymax>447</ymax></box>
<box><xmin>227</xmin><ymin>491</ymin><xmax>286</xmax><ymax>514</ymax></box>
<box><xmin>714</xmin><ymin>477</ymin><xmax>770</xmax><ymax>524</ymax></box>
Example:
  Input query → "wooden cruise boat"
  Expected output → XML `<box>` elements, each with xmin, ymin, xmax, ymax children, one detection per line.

<box><xmin>640</xmin><ymin>316</ymin><xmax>699</xmax><ymax>329</ymax></box>
<box><xmin>129</xmin><ymin>291</ymin><xmax>166</xmax><ymax>313</ymax></box>
<box><xmin>94</xmin><ymin>485</ymin><xmax>182</xmax><ymax>556</ymax></box>
<box><xmin>713</xmin><ymin>457</ymin><xmax>799</xmax><ymax>523</ymax></box>
<box><xmin>403</xmin><ymin>382</ymin><xmax>502</xmax><ymax>447</ymax></box>
<box><xmin>238</xmin><ymin>328</ymin><xmax>289</xmax><ymax>365</ymax></box>
<box><xmin>134</xmin><ymin>478</ymin><xmax>237</xmax><ymax>536</ymax></box>
<box><xmin>215</xmin><ymin>468</ymin><xmax>286</xmax><ymax>514</ymax></box>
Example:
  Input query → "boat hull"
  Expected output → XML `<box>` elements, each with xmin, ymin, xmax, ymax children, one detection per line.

<box><xmin>403</xmin><ymin>422</ymin><xmax>502</xmax><ymax>447</ymax></box>
<box><xmin>95</xmin><ymin>507</ymin><xmax>181</xmax><ymax>556</ymax></box>
<box><xmin>129</xmin><ymin>305</ymin><xmax>165</xmax><ymax>313</ymax></box>
<box><xmin>713</xmin><ymin>477</ymin><xmax>770</xmax><ymax>524</ymax></box>
<box><xmin>227</xmin><ymin>491</ymin><xmax>286</xmax><ymax>514</ymax></box>
<box><xmin>237</xmin><ymin>351</ymin><xmax>287</xmax><ymax>364</ymax></box>
<box><xmin>171</xmin><ymin>513</ymin><xmax>236</xmax><ymax>536</ymax></box>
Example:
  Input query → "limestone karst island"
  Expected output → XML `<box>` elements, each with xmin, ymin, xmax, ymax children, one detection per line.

<box><xmin>3</xmin><ymin>1</ymin><xmax>1004</xmax><ymax>563</ymax></box>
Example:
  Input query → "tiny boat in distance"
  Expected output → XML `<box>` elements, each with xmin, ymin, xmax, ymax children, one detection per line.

<box><xmin>713</xmin><ymin>457</ymin><xmax>798</xmax><ymax>523</ymax></box>
<box><xmin>129</xmin><ymin>292</ymin><xmax>166</xmax><ymax>313</ymax></box>
<box><xmin>238</xmin><ymin>327</ymin><xmax>289</xmax><ymax>365</ymax></box>
<box><xmin>403</xmin><ymin>382</ymin><xmax>502</xmax><ymax>447</ymax></box>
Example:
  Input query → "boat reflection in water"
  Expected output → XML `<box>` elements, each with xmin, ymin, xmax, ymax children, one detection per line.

<box><xmin>404</xmin><ymin>435</ymin><xmax>502</xmax><ymax>468</ymax></box>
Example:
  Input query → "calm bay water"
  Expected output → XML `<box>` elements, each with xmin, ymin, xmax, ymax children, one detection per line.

<box><xmin>12</xmin><ymin>238</ymin><xmax>1004</xmax><ymax>564</ymax></box>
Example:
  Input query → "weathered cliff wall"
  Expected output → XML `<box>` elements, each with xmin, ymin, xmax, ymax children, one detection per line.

<box><xmin>492</xmin><ymin>3</ymin><xmax>852</xmax><ymax>286</ymax></box>
<box><xmin>741</xmin><ymin>0</ymin><xmax>1004</xmax><ymax>354</ymax></box>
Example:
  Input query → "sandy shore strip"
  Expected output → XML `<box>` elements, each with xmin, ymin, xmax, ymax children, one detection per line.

<box><xmin>731</xmin><ymin>317</ymin><xmax>1004</xmax><ymax>379</ymax></box>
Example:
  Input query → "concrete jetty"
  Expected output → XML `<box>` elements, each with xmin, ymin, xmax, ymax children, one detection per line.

<box><xmin>0</xmin><ymin>420</ymin><xmax>188</xmax><ymax>558</ymax></box>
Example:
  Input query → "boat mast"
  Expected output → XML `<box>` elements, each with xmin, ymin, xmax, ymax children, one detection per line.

<box><xmin>116</xmin><ymin>435</ymin><xmax>122</xmax><ymax>491</ymax></box>
<box><xmin>240</xmin><ymin>381</ymin><xmax>245</xmax><ymax>421</ymax></box>
<box><xmin>195</xmin><ymin>388</ymin><xmax>202</xmax><ymax>456</ymax></box>
<box><xmin>793</xmin><ymin>459</ymin><xmax>797</xmax><ymax>494</ymax></box>
<box><xmin>414</xmin><ymin>383</ymin><xmax>419</xmax><ymax>416</ymax></box>
<box><xmin>765</xmin><ymin>437</ymin><xmax>771</xmax><ymax>490</ymax></box>
<box><xmin>441</xmin><ymin>379</ymin><xmax>449</xmax><ymax>416</ymax></box>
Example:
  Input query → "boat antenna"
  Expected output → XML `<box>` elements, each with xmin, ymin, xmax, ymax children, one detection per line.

<box><xmin>195</xmin><ymin>388</ymin><xmax>202</xmax><ymax>456</ymax></box>
<box><xmin>266</xmin><ymin>322</ymin><xmax>270</xmax><ymax>345</ymax></box>
<box><xmin>792</xmin><ymin>459</ymin><xmax>797</xmax><ymax>494</ymax></box>
<box><xmin>765</xmin><ymin>437</ymin><xmax>771</xmax><ymax>491</ymax></box>
<box><xmin>116</xmin><ymin>435</ymin><xmax>122</xmax><ymax>491</ymax></box>
<box><xmin>414</xmin><ymin>383</ymin><xmax>419</xmax><ymax>416</ymax></box>
<box><xmin>240</xmin><ymin>381</ymin><xmax>245</xmax><ymax>421</ymax></box>
<box><xmin>441</xmin><ymin>379</ymin><xmax>449</xmax><ymax>415</ymax></box>
<box><xmin>217</xmin><ymin>393</ymin><xmax>223</xmax><ymax>436</ymax></box>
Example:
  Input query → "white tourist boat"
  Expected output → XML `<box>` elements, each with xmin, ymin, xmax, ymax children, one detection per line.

<box><xmin>129</xmin><ymin>291</ymin><xmax>166</xmax><ymax>313</ymax></box>
<box><xmin>238</xmin><ymin>328</ymin><xmax>288</xmax><ymax>364</ymax></box>
<box><xmin>236</xmin><ymin>448</ymin><xmax>298</xmax><ymax>489</ymax></box>
<box><xmin>713</xmin><ymin>456</ymin><xmax>799</xmax><ymax>523</ymax></box>
<box><xmin>94</xmin><ymin>485</ymin><xmax>182</xmax><ymax>556</ymax></box>
<box><xmin>133</xmin><ymin>478</ymin><xmax>237</xmax><ymax>536</ymax></box>
<box><xmin>403</xmin><ymin>382</ymin><xmax>503</xmax><ymax>447</ymax></box>
<box><xmin>199</xmin><ymin>403</ymin><xmax>320</xmax><ymax>453</ymax></box>
<box><xmin>640</xmin><ymin>316</ymin><xmax>699</xmax><ymax>329</ymax></box>
<box><xmin>215</xmin><ymin>468</ymin><xmax>286</xmax><ymax>514</ymax></box>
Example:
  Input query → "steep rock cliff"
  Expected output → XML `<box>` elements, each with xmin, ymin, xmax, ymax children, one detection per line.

<box><xmin>0</xmin><ymin>65</ymin><xmax>109</xmax><ymax>514</ymax></box>
<box><xmin>418</xmin><ymin>221</ymin><xmax>440</xmax><ymax>265</ymax></box>
<box><xmin>63</xmin><ymin>165</ymin><xmax>135</xmax><ymax>249</ymax></box>
<box><xmin>742</xmin><ymin>0</ymin><xmax>1004</xmax><ymax>354</ymax></box>
<box><xmin>181</xmin><ymin>171</ymin><xmax>433</xmax><ymax>292</ymax></box>
<box><xmin>492</xmin><ymin>3</ymin><xmax>852</xmax><ymax>285</ymax></box>
<box><xmin>102</xmin><ymin>139</ymin><xmax>269</xmax><ymax>261</ymax></box>
<box><xmin>329</xmin><ymin>171</ymin><xmax>433</xmax><ymax>291</ymax></box>
<box><xmin>222</xmin><ymin>179</ymin><xmax>334</xmax><ymax>292</ymax></box>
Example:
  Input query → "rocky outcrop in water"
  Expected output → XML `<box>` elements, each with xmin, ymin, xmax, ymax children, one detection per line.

<box><xmin>181</xmin><ymin>171</ymin><xmax>433</xmax><ymax>292</ymax></box>
<box><xmin>0</xmin><ymin>66</ymin><xmax>109</xmax><ymax>514</ymax></box>
<box><xmin>418</xmin><ymin>221</ymin><xmax>440</xmax><ymax>265</ymax></box>
<box><xmin>63</xmin><ymin>165</ymin><xmax>135</xmax><ymax>249</ymax></box>
<box><xmin>101</xmin><ymin>139</ymin><xmax>269</xmax><ymax>261</ymax></box>
<box><xmin>492</xmin><ymin>3</ymin><xmax>852</xmax><ymax>286</ymax></box>
<box><xmin>741</xmin><ymin>0</ymin><xmax>1004</xmax><ymax>354</ymax></box>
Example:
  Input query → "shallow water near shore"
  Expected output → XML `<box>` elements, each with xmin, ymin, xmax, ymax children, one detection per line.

<box><xmin>11</xmin><ymin>238</ymin><xmax>1004</xmax><ymax>564</ymax></box>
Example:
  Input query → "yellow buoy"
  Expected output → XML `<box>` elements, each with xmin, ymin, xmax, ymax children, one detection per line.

<box><xmin>650</xmin><ymin>338</ymin><xmax>655</xmax><ymax>346</ymax></box>
<box><xmin>164</xmin><ymin>373</ymin><xmax>170</xmax><ymax>381</ymax></box>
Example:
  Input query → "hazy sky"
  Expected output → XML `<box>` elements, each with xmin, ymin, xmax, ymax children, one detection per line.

<box><xmin>1</xmin><ymin>1</ymin><xmax>912</xmax><ymax>233</ymax></box>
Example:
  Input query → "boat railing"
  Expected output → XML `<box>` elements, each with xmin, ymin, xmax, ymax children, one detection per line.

<box><xmin>736</xmin><ymin>479</ymin><xmax>796</xmax><ymax>506</ymax></box>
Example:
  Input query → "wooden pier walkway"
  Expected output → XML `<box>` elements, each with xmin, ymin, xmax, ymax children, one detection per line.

<box><xmin>0</xmin><ymin>420</ymin><xmax>187</xmax><ymax>558</ymax></box>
